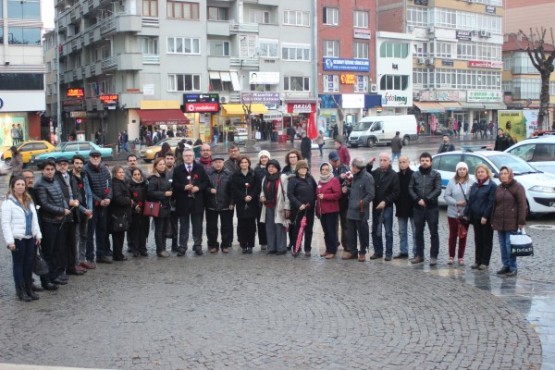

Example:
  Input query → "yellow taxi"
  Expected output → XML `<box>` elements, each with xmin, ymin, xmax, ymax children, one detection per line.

<box><xmin>140</xmin><ymin>137</ymin><xmax>192</xmax><ymax>162</ymax></box>
<box><xmin>1</xmin><ymin>140</ymin><xmax>57</xmax><ymax>165</ymax></box>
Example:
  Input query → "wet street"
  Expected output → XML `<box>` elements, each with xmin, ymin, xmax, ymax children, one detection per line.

<box><xmin>0</xmin><ymin>136</ymin><xmax>554</xmax><ymax>369</ymax></box>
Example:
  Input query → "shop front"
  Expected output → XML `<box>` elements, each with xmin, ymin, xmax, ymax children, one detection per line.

<box><xmin>134</xmin><ymin>101</ymin><xmax>190</xmax><ymax>144</ymax></box>
<box><xmin>0</xmin><ymin>91</ymin><xmax>44</xmax><ymax>146</ymax></box>
<box><xmin>285</xmin><ymin>100</ymin><xmax>318</xmax><ymax>139</ymax></box>
<box><xmin>218</xmin><ymin>103</ymin><xmax>269</xmax><ymax>143</ymax></box>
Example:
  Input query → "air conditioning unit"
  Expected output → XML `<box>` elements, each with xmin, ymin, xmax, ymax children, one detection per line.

<box><xmin>417</xmin><ymin>57</ymin><xmax>426</xmax><ymax>64</ymax></box>
<box><xmin>220</xmin><ymin>96</ymin><xmax>227</xmax><ymax>103</ymax></box>
<box><xmin>485</xmin><ymin>31</ymin><xmax>492</xmax><ymax>38</ymax></box>
<box><xmin>370</xmin><ymin>84</ymin><xmax>378</xmax><ymax>93</ymax></box>
<box><xmin>479</xmin><ymin>30</ymin><xmax>488</xmax><ymax>37</ymax></box>
<box><xmin>426</xmin><ymin>58</ymin><xmax>434</xmax><ymax>65</ymax></box>
<box><xmin>427</xmin><ymin>26</ymin><xmax>435</xmax><ymax>34</ymax></box>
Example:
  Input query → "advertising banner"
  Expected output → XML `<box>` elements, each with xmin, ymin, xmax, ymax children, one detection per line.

<box><xmin>497</xmin><ymin>110</ymin><xmax>539</xmax><ymax>142</ymax></box>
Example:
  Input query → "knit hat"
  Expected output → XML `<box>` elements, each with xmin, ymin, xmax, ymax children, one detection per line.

<box><xmin>456</xmin><ymin>162</ymin><xmax>468</xmax><ymax>171</ymax></box>
<box><xmin>258</xmin><ymin>150</ymin><xmax>271</xmax><ymax>160</ymax></box>
<box><xmin>267</xmin><ymin>159</ymin><xmax>281</xmax><ymax>172</ymax></box>
<box><xmin>328</xmin><ymin>151</ymin><xmax>339</xmax><ymax>161</ymax></box>
<box><xmin>296</xmin><ymin>159</ymin><xmax>309</xmax><ymax>171</ymax></box>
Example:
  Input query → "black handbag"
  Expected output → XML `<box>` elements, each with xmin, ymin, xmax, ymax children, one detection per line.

<box><xmin>111</xmin><ymin>212</ymin><xmax>129</xmax><ymax>232</ymax></box>
<box><xmin>33</xmin><ymin>246</ymin><xmax>49</xmax><ymax>276</ymax></box>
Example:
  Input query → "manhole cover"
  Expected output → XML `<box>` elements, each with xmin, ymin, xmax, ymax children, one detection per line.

<box><xmin>529</xmin><ymin>224</ymin><xmax>555</xmax><ymax>230</ymax></box>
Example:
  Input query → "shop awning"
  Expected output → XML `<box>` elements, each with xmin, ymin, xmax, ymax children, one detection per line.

<box><xmin>138</xmin><ymin>109</ymin><xmax>189</xmax><ymax>125</ymax></box>
<box><xmin>459</xmin><ymin>102</ymin><xmax>507</xmax><ymax>110</ymax></box>
<box><xmin>439</xmin><ymin>102</ymin><xmax>464</xmax><ymax>111</ymax></box>
<box><xmin>222</xmin><ymin>103</ymin><xmax>268</xmax><ymax>115</ymax></box>
<box><xmin>414</xmin><ymin>102</ymin><xmax>445</xmax><ymax>113</ymax></box>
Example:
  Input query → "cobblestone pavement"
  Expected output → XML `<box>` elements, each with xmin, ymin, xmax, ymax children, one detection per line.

<box><xmin>0</xmin><ymin>137</ymin><xmax>553</xmax><ymax>369</ymax></box>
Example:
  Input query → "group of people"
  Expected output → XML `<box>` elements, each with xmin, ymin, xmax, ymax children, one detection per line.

<box><xmin>10</xmin><ymin>124</ymin><xmax>24</xmax><ymax>145</ymax></box>
<box><xmin>2</xmin><ymin>138</ymin><xmax>528</xmax><ymax>303</ymax></box>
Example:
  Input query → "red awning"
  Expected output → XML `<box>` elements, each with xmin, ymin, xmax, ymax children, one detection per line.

<box><xmin>138</xmin><ymin>109</ymin><xmax>190</xmax><ymax>126</ymax></box>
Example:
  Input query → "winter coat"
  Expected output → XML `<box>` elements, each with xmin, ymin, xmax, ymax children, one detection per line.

<box><xmin>390</xmin><ymin>136</ymin><xmax>403</xmax><ymax>154</ymax></box>
<box><xmin>287</xmin><ymin>174</ymin><xmax>317</xmax><ymax>211</ymax></box>
<box><xmin>34</xmin><ymin>175</ymin><xmax>68</xmax><ymax>224</ymax></box>
<box><xmin>464</xmin><ymin>180</ymin><xmax>497</xmax><ymax>223</ymax></box>
<box><xmin>371</xmin><ymin>166</ymin><xmax>400</xmax><ymax>209</ymax></box>
<box><xmin>491</xmin><ymin>180</ymin><xmax>527</xmax><ymax>231</ymax></box>
<box><xmin>337</xmin><ymin>145</ymin><xmax>351</xmax><ymax>167</ymax></box>
<box><xmin>437</xmin><ymin>142</ymin><xmax>455</xmax><ymax>153</ymax></box>
<box><xmin>1</xmin><ymin>195</ymin><xmax>42</xmax><ymax>245</ymax></box>
<box><xmin>84</xmin><ymin>162</ymin><xmax>112</xmax><ymax>205</ymax></box>
<box><xmin>260</xmin><ymin>173</ymin><xmax>290</xmax><ymax>226</ymax></box>
<box><xmin>409</xmin><ymin>166</ymin><xmax>442</xmax><ymax>208</ymax></box>
<box><xmin>254</xmin><ymin>164</ymin><xmax>268</xmax><ymax>190</ymax></box>
<box><xmin>129</xmin><ymin>178</ymin><xmax>148</xmax><ymax>213</ymax></box>
<box><xmin>444</xmin><ymin>178</ymin><xmax>473</xmax><ymax>218</ymax></box>
<box><xmin>316</xmin><ymin>177</ymin><xmax>342</xmax><ymax>215</ymax></box>
<box><xmin>172</xmin><ymin>162</ymin><xmax>210</xmax><ymax>215</ymax></box>
<box><xmin>395</xmin><ymin>168</ymin><xmax>414</xmax><ymax>218</ymax></box>
<box><xmin>300</xmin><ymin>137</ymin><xmax>312</xmax><ymax>160</ymax></box>
<box><xmin>109</xmin><ymin>178</ymin><xmax>132</xmax><ymax>231</ymax></box>
<box><xmin>71</xmin><ymin>170</ymin><xmax>94</xmax><ymax>219</ymax></box>
<box><xmin>54</xmin><ymin>171</ymin><xmax>81</xmax><ymax>223</ymax></box>
<box><xmin>205</xmin><ymin>167</ymin><xmax>233</xmax><ymax>211</ymax></box>
<box><xmin>231</xmin><ymin>169</ymin><xmax>259</xmax><ymax>219</ymax></box>
<box><xmin>346</xmin><ymin>169</ymin><xmax>374</xmax><ymax>220</ymax></box>
<box><xmin>147</xmin><ymin>172</ymin><xmax>172</xmax><ymax>218</ymax></box>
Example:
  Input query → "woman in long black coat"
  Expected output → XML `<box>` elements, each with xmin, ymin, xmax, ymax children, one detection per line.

<box><xmin>128</xmin><ymin>168</ymin><xmax>150</xmax><ymax>257</ymax></box>
<box><xmin>147</xmin><ymin>157</ymin><xmax>173</xmax><ymax>257</ymax></box>
<box><xmin>110</xmin><ymin>165</ymin><xmax>132</xmax><ymax>261</ymax></box>
<box><xmin>231</xmin><ymin>156</ymin><xmax>259</xmax><ymax>254</ymax></box>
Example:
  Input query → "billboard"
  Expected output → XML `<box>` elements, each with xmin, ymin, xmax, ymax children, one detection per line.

<box><xmin>497</xmin><ymin>110</ymin><xmax>539</xmax><ymax>142</ymax></box>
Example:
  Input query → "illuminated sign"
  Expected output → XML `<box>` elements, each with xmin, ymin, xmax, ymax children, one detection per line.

<box><xmin>99</xmin><ymin>94</ymin><xmax>118</xmax><ymax>104</ymax></box>
<box><xmin>66</xmin><ymin>88</ymin><xmax>84</xmax><ymax>99</ymax></box>
<box><xmin>184</xmin><ymin>93</ymin><xmax>219</xmax><ymax>103</ymax></box>
<box><xmin>185</xmin><ymin>102</ymin><xmax>220</xmax><ymax>112</ymax></box>
<box><xmin>340</xmin><ymin>74</ymin><xmax>356</xmax><ymax>85</ymax></box>
<box><xmin>183</xmin><ymin>93</ymin><xmax>220</xmax><ymax>112</ymax></box>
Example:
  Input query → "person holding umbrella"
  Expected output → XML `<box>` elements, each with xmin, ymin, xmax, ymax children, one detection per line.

<box><xmin>287</xmin><ymin>160</ymin><xmax>317</xmax><ymax>257</ymax></box>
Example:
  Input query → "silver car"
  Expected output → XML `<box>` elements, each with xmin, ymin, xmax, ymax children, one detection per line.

<box><xmin>505</xmin><ymin>135</ymin><xmax>555</xmax><ymax>175</ymax></box>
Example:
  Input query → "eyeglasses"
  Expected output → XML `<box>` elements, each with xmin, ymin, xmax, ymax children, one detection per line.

<box><xmin>90</xmin><ymin>155</ymin><xmax>100</xmax><ymax>158</ymax></box>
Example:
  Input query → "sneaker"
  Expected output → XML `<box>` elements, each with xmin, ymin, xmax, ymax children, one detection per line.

<box><xmin>410</xmin><ymin>256</ymin><xmax>424</xmax><ymax>264</ymax></box>
<box><xmin>429</xmin><ymin>258</ymin><xmax>438</xmax><ymax>266</ymax></box>
<box><xmin>157</xmin><ymin>251</ymin><xmax>170</xmax><ymax>257</ymax></box>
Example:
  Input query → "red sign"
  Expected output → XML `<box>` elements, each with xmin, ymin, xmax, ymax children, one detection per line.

<box><xmin>468</xmin><ymin>60</ymin><xmax>503</xmax><ymax>69</ymax></box>
<box><xmin>287</xmin><ymin>103</ymin><xmax>315</xmax><ymax>114</ymax></box>
<box><xmin>67</xmin><ymin>88</ymin><xmax>84</xmax><ymax>99</ymax></box>
<box><xmin>99</xmin><ymin>94</ymin><xmax>119</xmax><ymax>104</ymax></box>
<box><xmin>185</xmin><ymin>102</ymin><xmax>220</xmax><ymax>112</ymax></box>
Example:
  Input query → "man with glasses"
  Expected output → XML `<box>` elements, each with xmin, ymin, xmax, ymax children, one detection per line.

<box><xmin>224</xmin><ymin>144</ymin><xmax>240</xmax><ymax>174</ymax></box>
<box><xmin>125</xmin><ymin>154</ymin><xmax>143</xmax><ymax>183</ymax></box>
<box><xmin>85</xmin><ymin>150</ymin><xmax>113</xmax><ymax>264</ymax></box>
<box><xmin>197</xmin><ymin>143</ymin><xmax>213</xmax><ymax>172</ymax></box>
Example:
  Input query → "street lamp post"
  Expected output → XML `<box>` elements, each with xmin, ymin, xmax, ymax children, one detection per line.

<box><xmin>55</xmin><ymin>12</ymin><xmax>62</xmax><ymax>142</ymax></box>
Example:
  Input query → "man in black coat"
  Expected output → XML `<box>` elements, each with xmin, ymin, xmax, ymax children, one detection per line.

<box><xmin>300</xmin><ymin>131</ymin><xmax>312</xmax><ymax>168</ymax></box>
<box><xmin>394</xmin><ymin>156</ymin><xmax>415</xmax><ymax>259</ymax></box>
<box><xmin>172</xmin><ymin>148</ymin><xmax>210</xmax><ymax>256</ymax></box>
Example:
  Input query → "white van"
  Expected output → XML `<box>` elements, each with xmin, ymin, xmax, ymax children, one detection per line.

<box><xmin>347</xmin><ymin>115</ymin><xmax>418</xmax><ymax>147</ymax></box>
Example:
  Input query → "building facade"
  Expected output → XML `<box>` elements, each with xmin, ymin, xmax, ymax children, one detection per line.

<box><xmin>0</xmin><ymin>0</ymin><xmax>48</xmax><ymax>146</ymax></box>
<box><xmin>377</xmin><ymin>0</ymin><xmax>505</xmax><ymax>135</ymax></box>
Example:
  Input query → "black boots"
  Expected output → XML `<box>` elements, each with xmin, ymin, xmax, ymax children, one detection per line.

<box><xmin>25</xmin><ymin>284</ymin><xmax>40</xmax><ymax>300</ymax></box>
<box><xmin>40</xmin><ymin>276</ymin><xmax>59</xmax><ymax>291</ymax></box>
<box><xmin>15</xmin><ymin>285</ymin><xmax>32</xmax><ymax>302</ymax></box>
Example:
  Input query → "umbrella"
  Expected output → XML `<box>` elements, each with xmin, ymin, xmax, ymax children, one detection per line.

<box><xmin>293</xmin><ymin>208</ymin><xmax>308</xmax><ymax>257</ymax></box>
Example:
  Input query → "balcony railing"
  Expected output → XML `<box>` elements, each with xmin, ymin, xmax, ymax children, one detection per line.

<box><xmin>230</xmin><ymin>57</ymin><xmax>259</xmax><ymax>69</ymax></box>
<box><xmin>143</xmin><ymin>55</ymin><xmax>160</xmax><ymax>64</ymax></box>
<box><xmin>229</xmin><ymin>22</ymin><xmax>259</xmax><ymax>33</ymax></box>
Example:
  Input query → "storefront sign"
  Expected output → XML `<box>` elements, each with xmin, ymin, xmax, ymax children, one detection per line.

<box><xmin>185</xmin><ymin>102</ymin><xmax>220</xmax><ymax>112</ymax></box>
<box><xmin>183</xmin><ymin>93</ymin><xmax>220</xmax><ymax>112</ymax></box>
<box><xmin>467</xmin><ymin>91</ymin><xmax>502</xmax><ymax>103</ymax></box>
<box><xmin>382</xmin><ymin>92</ymin><xmax>409</xmax><ymax>106</ymax></box>
<box><xmin>287</xmin><ymin>103</ymin><xmax>315</xmax><ymax>114</ymax></box>
<box><xmin>456</xmin><ymin>31</ymin><xmax>472</xmax><ymax>41</ymax></box>
<box><xmin>342</xmin><ymin>94</ymin><xmax>365</xmax><ymax>109</ymax></box>
<box><xmin>468</xmin><ymin>60</ymin><xmax>503</xmax><ymax>69</ymax></box>
<box><xmin>323</xmin><ymin>57</ymin><xmax>370</xmax><ymax>72</ymax></box>
<box><xmin>414</xmin><ymin>0</ymin><xmax>428</xmax><ymax>4</ymax></box>
<box><xmin>249</xmin><ymin>72</ymin><xmax>279</xmax><ymax>85</ymax></box>
<box><xmin>70</xmin><ymin>111</ymin><xmax>87</xmax><ymax>118</ymax></box>
<box><xmin>66</xmin><ymin>88</ymin><xmax>84</xmax><ymax>99</ymax></box>
<box><xmin>99</xmin><ymin>94</ymin><xmax>118</xmax><ymax>104</ymax></box>
<box><xmin>485</xmin><ymin>5</ymin><xmax>496</xmax><ymax>14</ymax></box>
<box><xmin>340</xmin><ymin>74</ymin><xmax>356</xmax><ymax>85</ymax></box>
<box><xmin>184</xmin><ymin>93</ymin><xmax>219</xmax><ymax>103</ymax></box>
<box><xmin>353</xmin><ymin>29</ymin><xmax>371</xmax><ymax>40</ymax></box>
<box><xmin>420</xmin><ymin>90</ymin><xmax>464</xmax><ymax>102</ymax></box>
<box><xmin>441</xmin><ymin>59</ymin><xmax>454</xmax><ymax>67</ymax></box>
<box><xmin>241</xmin><ymin>92</ymin><xmax>280</xmax><ymax>104</ymax></box>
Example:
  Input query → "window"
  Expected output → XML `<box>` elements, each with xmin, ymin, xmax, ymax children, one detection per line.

<box><xmin>282</xmin><ymin>44</ymin><xmax>310</xmax><ymax>61</ymax></box>
<box><xmin>168</xmin><ymin>37</ymin><xmax>200</xmax><ymax>54</ymax></box>
<box><xmin>323</xmin><ymin>40</ymin><xmax>339</xmax><ymax>58</ymax></box>
<box><xmin>284</xmin><ymin>76</ymin><xmax>310</xmax><ymax>92</ymax></box>
<box><xmin>259</xmin><ymin>39</ymin><xmax>279</xmax><ymax>58</ymax></box>
<box><xmin>353</xmin><ymin>11</ymin><xmax>369</xmax><ymax>28</ymax></box>
<box><xmin>323</xmin><ymin>75</ymin><xmax>339</xmax><ymax>93</ymax></box>
<box><xmin>7</xmin><ymin>27</ymin><xmax>41</xmax><ymax>45</ymax></box>
<box><xmin>323</xmin><ymin>7</ymin><xmax>339</xmax><ymax>25</ymax></box>
<box><xmin>250</xmin><ymin>10</ymin><xmax>271</xmax><ymax>24</ymax></box>
<box><xmin>355</xmin><ymin>75</ymin><xmax>369</xmax><ymax>93</ymax></box>
<box><xmin>464</xmin><ymin>155</ymin><xmax>492</xmax><ymax>175</ymax></box>
<box><xmin>354</xmin><ymin>42</ymin><xmax>369</xmax><ymax>59</ymax></box>
<box><xmin>208</xmin><ymin>40</ymin><xmax>230</xmax><ymax>56</ymax></box>
<box><xmin>432</xmin><ymin>42</ymin><xmax>453</xmax><ymax>59</ymax></box>
<box><xmin>407</xmin><ymin>7</ymin><xmax>428</xmax><ymax>27</ymax></box>
<box><xmin>64</xmin><ymin>143</ymin><xmax>80</xmax><ymax>152</ymax></box>
<box><xmin>167</xmin><ymin>1</ymin><xmax>199</xmax><ymax>20</ymax></box>
<box><xmin>283</xmin><ymin>10</ymin><xmax>310</xmax><ymax>27</ymax></box>
<box><xmin>380</xmin><ymin>42</ymin><xmax>409</xmax><ymax>58</ymax></box>
<box><xmin>168</xmin><ymin>74</ymin><xmax>201</xmax><ymax>91</ymax></box>
<box><xmin>7</xmin><ymin>0</ymin><xmax>40</xmax><ymax>20</ymax></box>
<box><xmin>434</xmin><ymin>154</ymin><xmax>462</xmax><ymax>172</ymax></box>
<box><xmin>208</xmin><ymin>7</ymin><xmax>228</xmax><ymax>21</ymax></box>
<box><xmin>140</xmin><ymin>38</ymin><xmax>158</xmax><ymax>55</ymax></box>
<box><xmin>143</xmin><ymin>0</ymin><xmax>158</xmax><ymax>17</ymax></box>
<box><xmin>79</xmin><ymin>143</ymin><xmax>92</xmax><ymax>151</ymax></box>
<box><xmin>0</xmin><ymin>74</ymin><xmax>43</xmax><ymax>90</ymax></box>
<box><xmin>379</xmin><ymin>75</ymin><xmax>409</xmax><ymax>90</ymax></box>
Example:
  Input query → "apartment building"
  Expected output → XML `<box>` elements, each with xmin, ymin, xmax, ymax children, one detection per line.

<box><xmin>377</xmin><ymin>0</ymin><xmax>505</xmax><ymax>133</ymax></box>
<box><xmin>0</xmin><ymin>0</ymin><xmax>48</xmax><ymax>146</ymax></box>
<box><xmin>45</xmin><ymin>0</ymin><xmax>316</xmax><ymax>143</ymax></box>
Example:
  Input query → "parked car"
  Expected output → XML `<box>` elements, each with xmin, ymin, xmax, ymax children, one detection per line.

<box><xmin>140</xmin><ymin>137</ymin><xmax>192</xmax><ymax>162</ymax></box>
<box><xmin>348</xmin><ymin>115</ymin><xmax>418</xmax><ymax>147</ymax></box>
<box><xmin>433</xmin><ymin>150</ymin><xmax>555</xmax><ymax>215</ymax></box>
<box><xmin>31</xmin><ymin>141</ymin><xmax>113</xmax><ymax>167</ymax></box>
<box><xmin>505</xmin><ymin>136</ymin><xmax>555</xmax><ymax>175</ymax></box>
<box><xmin>1</xmin><ymin>140</ymin><xmax>57</xmax><ymax>165</ymax></box>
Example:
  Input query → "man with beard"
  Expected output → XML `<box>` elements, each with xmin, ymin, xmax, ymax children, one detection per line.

<box><xmin>71</xmin><ymin>155</ymin><xmax>95</xmax><ymax>270</ymax></box>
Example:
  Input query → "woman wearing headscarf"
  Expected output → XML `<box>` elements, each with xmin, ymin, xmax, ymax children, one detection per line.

<box><xmin>254</xmin><ymin>150</ymin><xmax>271</xmax><ymax>250</ymax></box>
<box><xmin>444</xmin><ymin>162</ymin><xmax>474</xmax><ymax>266</ymax></box>
<box><xmin>231</xmin><ymin>156</ymin><xmax>259</xmax><ymax>254</ymax></box>
<box><xmin>464</xmin><ymin>164</ymin><xmax>497</xmax><ymax>270</ymax></box>
<box><xmin>259</xmin><ymin>159</ymin><xmax>289</xmax><ymax>255</ymax></box>
<box><xmin>316</xmin><ymin>162</ymin><xmax>342</xmax><ymax>259</ymax></box>
<box><xmin>491</xmin><ymin>166</ymin><xmax>527</xmax><ymax>277</ymax></box>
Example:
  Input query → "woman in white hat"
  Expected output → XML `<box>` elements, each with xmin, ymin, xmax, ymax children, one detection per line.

<box><xmin>444</xmin><ymin>162</ymin><xmax>474</xmax><ymax>266</ymax></box>
<box><xmin>254</xmin><ymin>150</ymin><xmax>271</xmax><ymax>250</ymax></box>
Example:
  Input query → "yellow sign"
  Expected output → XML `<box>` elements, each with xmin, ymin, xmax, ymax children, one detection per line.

<box><xmin>340</xmin><ymin>74</ymin><xmax>356</xmax><ymax>85</ymax></box>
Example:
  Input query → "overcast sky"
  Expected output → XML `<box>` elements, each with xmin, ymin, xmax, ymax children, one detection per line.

<box><xmin>42</xmin><ymin>0</ymin><xmax>55</xmax><ymax>30</ymax></box>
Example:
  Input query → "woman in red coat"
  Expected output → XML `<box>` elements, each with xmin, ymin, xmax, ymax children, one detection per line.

<box><xmin>316</xmin><ymin>162</ymin><xmax>342</xmax><ymax>259</ymax></box>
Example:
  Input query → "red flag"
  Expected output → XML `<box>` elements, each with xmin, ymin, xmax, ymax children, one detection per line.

<box><xmin>307</xmin><ymin>113</ymin><xmax>318</xmax><ymax>139</ymax></box>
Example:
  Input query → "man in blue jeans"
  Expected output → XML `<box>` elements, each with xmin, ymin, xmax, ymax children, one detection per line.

<box><xmin>369</xmin><ymin>153</ymin><xmax>400</xmax><ymax>261</ymax></box>
<box><xmin>394</xmin><ymin>156</ymin><xmax>416</xmax><ymax>259</ymax></box>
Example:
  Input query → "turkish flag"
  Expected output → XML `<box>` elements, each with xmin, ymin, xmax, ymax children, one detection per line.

<box><xmin>307</xmin><ymin>113</ymin><xmax>318</xmax><ymax>139</ymax></box>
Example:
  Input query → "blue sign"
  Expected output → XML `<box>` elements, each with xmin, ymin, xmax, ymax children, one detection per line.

<box><xmin>323</xmin><ymin>57</ymin><xmax>370</xmax><ymax>72</ymax></box>
<box><xmin>319</xmin><ymin>94</ymin><xmax>342</xmax><ymax>109</ymax></box>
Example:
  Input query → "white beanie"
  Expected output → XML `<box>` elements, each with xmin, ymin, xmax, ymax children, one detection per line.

<box><xmin>258</xmin><ymin>150</ymin><xmax>271</xmax><ymax>160</ymax></box>
<box><xmin>456</xmin><ymin>162</ymin><xmax>468</xmax><ymax>171</ymax></box>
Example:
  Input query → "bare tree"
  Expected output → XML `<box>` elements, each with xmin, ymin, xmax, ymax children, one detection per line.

<box><xmin>518</xmin><ymin>28</ymin><xmax>555</xmax><ymax>129</ymax></box>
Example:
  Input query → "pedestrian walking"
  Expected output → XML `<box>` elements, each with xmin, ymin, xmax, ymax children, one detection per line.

<box><xmin>390</xmin><ymin>131</ymin><xmax>403</xmax><ymax>163</ymax></box>
<box><xmin>317</xmin><ymin>131</ymin><xmax>325</xmax><ymax>157</ymax></box>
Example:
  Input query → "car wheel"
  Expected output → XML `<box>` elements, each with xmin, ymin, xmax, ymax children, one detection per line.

<box><xmin>367</xmin><ymin>137</ymin><xmax>376</xmax><ymax>147</ymax></box>
<box><xmin>403</xmin><ymin>136</ymin><xmax>410</xmax><ymax>146</ymax></box>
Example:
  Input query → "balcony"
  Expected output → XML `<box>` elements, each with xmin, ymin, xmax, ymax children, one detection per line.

<box><xmin>102</xmin><ymin>53</ymin><xmax>143</xmax><ymax>72</ymax></box>
<box><xmin>73</xmin><ymin>68</ymin><xmax>83</xmax><ymax>81</ymax></box>
<box><xmin>230</xmin><ymin>57</ymin><xmax>259</xmax><ymax>70</ymax></box>
<box><xmin>143</xmin><ymin>55</ymin><xmax>160</xmax><ymax>65</ymax></box>
<box><xmin>70</xmin><ymin>5</ymin><xmax>81</xmax><ymax>22</ymax></box>
<box><xmin>244</xmin><ymin>0</ymin><xmax>280</xmax><ymax>5</ymax></box>
<box><xmin>207</xmin><ymin>20</ymin><xmax>231</xmax><ymax>36</ymax></box>
<box><xmin>70</xmin><ymin>36</ymin><xmax>83</xmax><ymax>51</ymax></box>
<box><xmin>100</xmin><ymin>13</ymin><xmax>142</xmax><ymax>37</ymax></box>
<box><xmin>142</xmin><ymin>17</ymin><xmax>159</xmax><ymax>28</ymax></box>
<box><xmin>229</xmin><ymin>23</ymin><xmax>259</xmax><ymax>34</ymax></box>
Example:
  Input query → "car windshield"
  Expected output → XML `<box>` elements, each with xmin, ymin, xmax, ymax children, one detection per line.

<box><xmin>487</xmin><ymin>153</ymin><xmax>540</xmax><ymax>174</ymax></box>
<box><xmin>353</xmin><ymin>121</ymin><xmax>373</xmax><ymax>131</ymax></box>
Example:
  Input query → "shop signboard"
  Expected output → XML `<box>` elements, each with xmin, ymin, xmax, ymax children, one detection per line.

<box><xmin>497</xmin><ymin>110</ymin><xmax>539</xmax><ymax>140</ymax></box>
<box><xmin>467</xmin><ymin>91</ymin><xmax>502</xmax><ymax>103</ymax></box>
<box><xmin>241</xmin><ymin>92</ymin><xmax>280</xmax><ymax>104</ymax></box>
<box><xmin>323</xmin><ymin>57</ymin><xmax>370</xmax><ymax>72</ymax></box>
<box><xmin>184</xmin><ymin>93</ymin><xmax>220</xmax><ymax>112</ymax></box>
